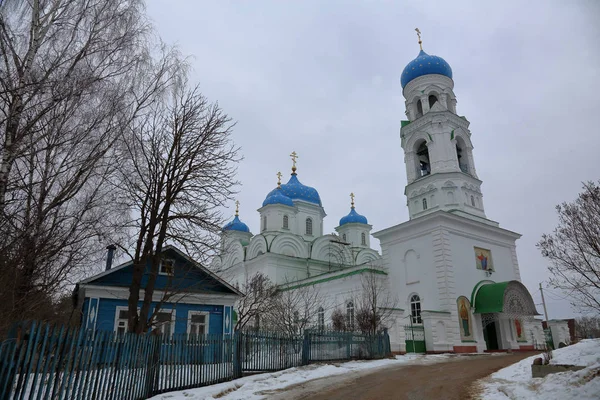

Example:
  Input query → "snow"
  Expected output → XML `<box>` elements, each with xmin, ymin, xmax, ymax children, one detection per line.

<box><xmin>149</xmin><ymin>353</ymin><xmax>453</xmax><ymax>400</ymax></box>
<box><xmin>477</xmin><ymin>339</ymin><xmax>600</xmax><ymax>400</ymax></box>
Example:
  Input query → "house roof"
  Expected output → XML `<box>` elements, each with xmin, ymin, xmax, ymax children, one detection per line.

<box><xmin>79</xmin><ymin>245</ymin><xmax>242</xmax><ymax>296</ymax></box>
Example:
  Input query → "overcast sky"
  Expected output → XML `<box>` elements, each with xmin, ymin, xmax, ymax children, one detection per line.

<box><xmin>146</xmin><ymin>0</ymin><xmax>600</xmax><ymax>319</ymax></box>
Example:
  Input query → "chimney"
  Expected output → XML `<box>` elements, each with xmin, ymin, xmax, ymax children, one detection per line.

<box><xmin>105</xmin><ymin>244</ymin><xmax>117</xmax><ymax>271</ymax></box>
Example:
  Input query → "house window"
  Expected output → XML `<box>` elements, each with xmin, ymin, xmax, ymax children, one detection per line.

<box><xmin>262</xmin><ymin>216</ymin><xmax>267</xmax><ymax>231</ymax></box>
<box><xmin>317</xmin><ymin>307</ymin><xmax>325</xmax><ymax>331</ymax></box>
<box><xmin>155</xmin><ymin>310</ymin><xmax>175</xmax><ymax>338</ymax></box>
<box><xmin>361</xmin><ymin>232</ymin><xmax>366</xmax><ymax>246</ymax></box>
<box><xmin>159</xmin><ymin>259</ymin><xmax>175</xmax><ymax>275</ymax></box>
<box><xmin>346</xmin><ymin>301</ymin><xmax>354</xmax><ymax>330</ymax></box>
<box><xmin>114</xmin><ymin>307</ymin><xmax>130</xmax><ymax>335</ymax></box>
<box><xmin>410</xmin><ymin>295</ymin><xmax>422</xmax><ymax>324</ymax></box>
<box><xmin>188</xmin><ymin>311</ymin><xmax>209</xmax><ymax>336</ymax></box>
<box><xmin>283</xmin><ymin>215</ymin><xmax>289</xmax><ymax>229</ymax></box>
<box><xmin>305</xmin><ymin>218</ymin><xmax>313</xmax><ymax>235</ymax></box>
<box><xmin>422</xmin><ymin>198</ymin><xmax>428</xmax><ymax>210</ymax></box>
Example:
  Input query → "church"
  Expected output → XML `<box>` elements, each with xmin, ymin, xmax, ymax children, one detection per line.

<box><xmin>212</xmin><ymin>34</ymin><xmax>571</xmax><ymax>353</ymax></box>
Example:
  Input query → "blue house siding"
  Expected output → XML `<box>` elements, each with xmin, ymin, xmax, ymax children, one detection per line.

<box><xmin>83</xmin><ymin>297</ymin><xmax>230</xmax><ymax>335</ymax></box>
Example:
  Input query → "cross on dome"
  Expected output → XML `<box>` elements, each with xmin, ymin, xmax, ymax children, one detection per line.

<box><xmin>350</xmin><ymin>192</ymin><xmax>355</xmax><ymax>208</ymax></box>
<box><xmin>290</xmin><ymin>151</ymin><xmax>298</xmax><ymax>174</ymax></box>
<box><xmin>235</xmin><ymin>200</ymin><xmax>240</xmax><ymax>216</ymax></box>
<box><xmin>415</xmin><ymin>28</ymin><xmax>423</xmax><ymax>50</ymax></box>
<box><xmin>277</xmin><ymin>171</ymin><xmax>282</xmax><ymax>187</ymax></box>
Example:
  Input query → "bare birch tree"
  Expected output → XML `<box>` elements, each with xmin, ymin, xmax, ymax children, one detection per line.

<box><xmin>0</xmin><ymin>0</ymin><xmax>168</xmax><ymax>332</ymax></box>
<box><xmin>120</xmin><ymin>79</ymin><xmax>240</xmax><ymax>334</ymax></box>
<box><xmin>538</xmin><ymin>181</ymin><xmax>600</xmax><ymax>315</ymax></box>
<box><xmin>354</xmin><ymin>270</ymin><xmax>398</xmax><ymax>335</ymax></box>
<box><xmin>233</xmin><ymin>272</ymin><xmax>277</xmax><ymax>331</ymax></box>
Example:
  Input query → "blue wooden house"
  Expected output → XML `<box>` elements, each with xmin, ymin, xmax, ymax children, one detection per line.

<box><xmin>74</xmin><ymin>245</ymin><xmax>241</xmax><ymax>337</ymax></box>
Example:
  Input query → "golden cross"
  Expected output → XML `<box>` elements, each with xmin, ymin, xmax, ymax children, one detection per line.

<box><xmin>415</xmin><ymin>28</ymin><xmax>423</xmax><ymax>50</ymax></box>
<box><xmin>350</xmin><ymin>192</ymin><xmax>355</xmax><ymax>208</ymax></box>
<box><xmin>235</xmin><ymin>200</ymin><xmax>240</xmax><ymax>216</ymax></box>
<box><xmin>290</xmin><ymin>151</ymin><xmax>298</xmax><ymax>172</ymax></box>
<box><xmin>277</xmin><ymin>171</ymin><xmax>282</xmax><ymax>187</ymax></box>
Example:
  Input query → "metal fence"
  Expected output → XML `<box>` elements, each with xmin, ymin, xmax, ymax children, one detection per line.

<box><xmin>1</xmin><ymin>322</ymin><xmax>391</xmax><ymax>400</ymax></box>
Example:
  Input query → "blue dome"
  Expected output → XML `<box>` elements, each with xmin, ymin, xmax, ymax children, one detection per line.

<box><xmin>222</xmin><ymin>215</ymin><xmax>250</xmax><ymax>233</ymax></box>
<box><xmin>264</xmin><ymin>174</ymin><xmax>322</xmax><ymax>206</ymax></box>
<box><xmin>401</xmin><ymin>50</ymin><xmax>453</xmax><ymax>88</ymax></box>
<box><xmin>262</xmin><ymin>188</ymin><xmax>294</xmax><ymax>207</ymax></box>
<box><xmin>339</xmin><ymin>207</ymin><xmax>368</xmax><ymax>226</ymax></box>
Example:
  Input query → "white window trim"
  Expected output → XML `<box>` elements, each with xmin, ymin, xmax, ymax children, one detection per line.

<box><xmin>158</xmin><ymin>259</ymin><xmax>175</xmax><ymax>276</ymax></box>
<box><xmin>114</xmin><ymin>306</ymin><xmax>140</xmax><ymax>333</ymax></box>
<box><xmin>154</xmin><ymin>308</ymin><xmax>176</xmax><ymax>338</ymax></box>
<box><xmin>187</xmin><ymin>311</ymin><xmax>210</xmax><ymax>335</ymax></box>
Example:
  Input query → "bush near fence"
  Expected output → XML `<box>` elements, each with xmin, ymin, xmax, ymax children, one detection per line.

<box><xmin>0</xmin><ymin>321</ymin><xmax>391</xmax><ymax>400</ymax></box>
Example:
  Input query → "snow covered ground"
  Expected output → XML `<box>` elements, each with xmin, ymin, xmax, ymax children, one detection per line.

<box><xmin>149</xmin><ymin>353</ymin><xmax>453</xmax><ymax>400</ymax></box>
<box><xmin>477</xmin><ymin>339</ymin><xmax>600</xmax><ymax>400</ymax></box>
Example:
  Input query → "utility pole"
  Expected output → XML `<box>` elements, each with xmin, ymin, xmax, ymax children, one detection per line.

<box><xmin>539</xmin><ymin>282</ymin><xmax>550</xmax><ymax>323</ymax></box>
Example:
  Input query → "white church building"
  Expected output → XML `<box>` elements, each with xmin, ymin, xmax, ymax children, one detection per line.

<box><xmin>212</xmin><ymin>38</ymin><xmax>570</xmax><ymax>353</ymax></box>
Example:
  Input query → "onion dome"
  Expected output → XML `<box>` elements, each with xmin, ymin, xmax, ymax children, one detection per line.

<box><xmin>222</xmin><ymin>201</ymin><xmax>250</xmax><ymax>232</ymax></box>
<box><xmin>339</xmin><ymin>193</ymin><xmax>368</xmax><ymax>226</ymax></box>
<box><xmin>401</xmin><ymin>49</ymin><xmax>453</xmax><ymax>88</ymax></box>
<box><xmin>263</xmin><ymin>160</ymin><xmax>322</xmax><ymax>206</ymax></box>
<box><xmin>262</xmin><ymin>188</ymin><xmax>294</xmax><ymax>207</ymax></box>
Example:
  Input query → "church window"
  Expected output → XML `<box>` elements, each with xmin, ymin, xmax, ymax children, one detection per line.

<box><xmin>346</xmin><ymin>301</ymin><xmax>354</xmax><ymax>330</ymax></box>
<box><xmin>342</xmin><ymin>233</ymin><xmax>347</xmax><ymax>242</ymax></box>
<box><xmin>416</xmin><ymin>141</ymin><xmax>430</xmax><ymax>177</ymax></box>
<box><xmin>262</xmin><ymin>216</ymin><xmax>267</xmax><ymax>231</ymax></box>
<box><xmin>456</xmin><ymin>139</ymin><xmax>469</xmax><ymax>174</ymax></box>
<box><xmin>428</xmin><ymin>95</ymin><xmax>438</xmax><ymax>109</ymax></box>
<box><xmin>305</xmin><ymin>218</ymin><xmax>313</xmax><ymax>235</ymax></box>
<box><xmin>361</xmin><ymin>232</ymin><xmax>366</xmax><ymax>246</ymax></box>
<box><xmin>470</xmin><ymin>195</ymin><xmax>475</xmax><ymax>207</ymax></box>
<box><xmin>283</xmin><ymin>215</ymin><xmax>289</xmax><ymax>229</ymax></box>
<box><xmin>410</xmin><ymin>295</ymin><xmax>422</xmax><ymax>324</ymax></box>
<box><xmin>317</xmin><ymin>307</ymin><xmax>325</xmax><ymax>331</ymax></box>
<box><xmin>416</xmin><ymin>99</ymin><xmax>423</xmax><ymax>118</ymax></box>
<box><xmin>422</xmin><ymin>198</ymin><xmax>427</xmax><ymax>210</ymax></box>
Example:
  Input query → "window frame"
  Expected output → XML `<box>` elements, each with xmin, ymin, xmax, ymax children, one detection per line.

<box><xmin>317</xmin><ymin>307</ymin><xmax>325</xmax><ymax>331</ymax></box>
<box><xmin>114</xmin><ymin>306</ymin><xmax>131</xmax><ymax>334</ymax></box>
<box><xmin>187</xmin><ymin>310</ymin><xmax>210</xmax><ymax>336</ymax></box>
<box><xmin>262</xmin><ymin>215</ymin><xmax>267</xmax><ymax>231</ymax></box>
<box><xmin>361</xmin><ymin>232</ymin><xmax>366</xmax><ymax>246</ymax></box>
<box><xmin>305</xmin><ymin>217</ymin><xmax>313</xmax><ymax>235</ymax></box>
<box><xmin>422</xmin><ymin>198</ymin><xmax>428</xmax><ymax>210</ymax></box>
<box><xmin>410</xmin><ymin>294</ymin><xmax>422</xmax><ymax>324</ymax></box>
<box><xmin>154</xmin><ymin>309</ymin><xmax>176</xmax><ymax>339</ymax></box>
<box><xmin>283</xmin><ymin>214</ymin><xmax>289</xmax><ymax>229</ymax></box>
<box><xmin>159</xmin><ymin>258</ymin><xmax>175</xmax><ymax>276</ymax></box>
<box><xmin>346</xmin><ymin>301</ymin><xmax>355</xmax><ymax>330</ymax></box>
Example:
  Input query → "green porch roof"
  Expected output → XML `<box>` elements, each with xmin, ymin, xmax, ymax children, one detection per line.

<box><xmin>473</xmin><ymin>281</ymin><xmax>509</xmax><ymax>314</ymax></box>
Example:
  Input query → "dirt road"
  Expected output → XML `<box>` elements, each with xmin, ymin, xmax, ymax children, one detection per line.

<box><xmin>266</xmin><ymin>352</ymin><xmax>538</xmax><ymax>400</ymax></box>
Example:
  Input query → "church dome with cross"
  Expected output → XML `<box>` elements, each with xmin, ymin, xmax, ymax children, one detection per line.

<box><xmin>401</xmin><ymin>29</ymin><xmax>452</xmax><ymax>88</ymax></box>
<box><xmin>263</xmin><ymin>152</ymin><xmax>322</xmax><ymax>206</ymax></box>
<box><xmin>339</xmin><ymin>193</ymin><xmax>368</xmax><ymax>226</ymax></box>
<box><xmin>222</xmin><ymin>202</ymin><xmax>250</xmax><ymax>232</ymax></box>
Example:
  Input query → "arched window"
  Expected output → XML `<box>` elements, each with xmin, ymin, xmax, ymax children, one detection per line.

<box><xmin>317</xmin><ymin>307</ymin><xmax>325</xmax><ymax>331</ymax></box>
<box><xmin>262</xmin><ymin>216</ymin><xmax>267</xmax><ymax>231</ymax></box>
<box><xmin>428</xmin><ymin>95</ymin><xmax>438</xmax><ymax>109</ymax></box>
<box><xmin>416</xmin><ymin>141</ymin><xmax>430</xmax><ymax>177</ymax></box>
<box><xmin>415</xmin><ymin>99</ymin><xmax>423</xmax><ymax>118</ymax></box>
<box><xmin>470</xmin><ymin>195</ymin><xmax>475</xmax><ymax>207</ymax></box>
<box><xmin>361</xmin><ymin>232</ymin><xmax>366</xmax><ymax>246</ymax></box>
<box><xmin>346</xmin><ymin>301</ymin><xmax>354</xmax><ymax>330</ymax></box>
<box><xmin>342</xmin><ymin>233</ymin><xmax>347</xmax><ymax>242</ymax></box>
<box><xmin>283</xmin><ymin>215</ymin><xmax>289</xmax><ymax>229</ymax></box>
<box><xmin>422</xmin><ymin>198</ymin><xmax>428</xmax><ymax>210</ymax></box>
<box><xmin>410</xmin><ymin>294</ymin><xmax>422</xmax><ymax>324</ymax></box>
<box><xmin>305</xmin><ymin>217</ymin><xmax>313</xmax><ymax>235</ymax></box>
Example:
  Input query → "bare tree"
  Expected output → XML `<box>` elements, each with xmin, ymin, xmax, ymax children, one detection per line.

<box><xmin>538</xmin><ymin>181</ymin><xmax>600</xmax><ymax>315</ymax></box>
<box><xmin>121</xmin><ymin>79</ymin><xmax>240</xmax><ymax>334</ymax></box>
<box><xmin>0</xmin><ymin>0</ymin><xmax>166</xmax><ymax>332</ymax></box>
<box><xmin>263</xmin><ymin>284</ymin><xmax>326</xmax><ymax>336</ymax></box>
<box><xmin>234</xmin><ymin>272</ymin><xmax>276</xmax><ymax>331</ymax></box>
<box><xmin>575</xmin><ymin>316</ymin><xmax>600</xmax><ymax>339</ymax></box>
<box><xmin>354</xmin><ymin>269</ymin><xmax>398</xmax><ymax>336</ymax></box>
<box><xmin>331</xmin><ymin>308</ymin><xmax>347</xmax><ymax>331</ymax></box>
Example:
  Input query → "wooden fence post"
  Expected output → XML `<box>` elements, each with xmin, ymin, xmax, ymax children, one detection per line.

<box><xmin>144</xmin><ymin>334</ymin><xmax>161</xmax><ymax>398</ymax></box>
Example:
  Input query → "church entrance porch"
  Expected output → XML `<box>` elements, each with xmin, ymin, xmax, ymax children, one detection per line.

<box><xmin>472</xmin><ymin>280</ymin><xmax>540</xmax><ymax>352</ymax></box>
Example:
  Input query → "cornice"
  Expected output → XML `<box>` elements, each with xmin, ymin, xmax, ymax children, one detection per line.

<box><xmin>401</xmin><ymin>111</ymin><xmax>470</xmax><ymax>138</ymax></box>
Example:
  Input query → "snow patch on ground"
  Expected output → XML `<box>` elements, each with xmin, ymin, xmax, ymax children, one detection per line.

<box><xmin>477</xmin><ymin>339</ymin><xmax>600</xmax><ymax>400</ymax></box>
<box><xmin>150</xmin><ymin>353</ymin><xmax>452</xmax><ymax>400</ymax></box>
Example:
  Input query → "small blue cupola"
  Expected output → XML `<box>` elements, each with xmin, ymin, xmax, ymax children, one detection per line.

<box><xmin>222</xmin><ymin>201</ymin><xmax>250</xmax><ymax>232</ymax></box>
<box><xmin>262</xmin><ymin>187</ymin><xmax>294</xmax><ymax>207</ymax></box>
<box><xmin>339</xmin><ymin>193</ymin><xmax>368</xmax><ymax>226</ymax></box>
<box><xmin>401</xmin><ymin>49</ymin><xmax>452</xmax><ymax>88</ymax></box>
<box><xmin>263</xmin><ymin>156</ymin><xmax>322</xmax><ymax>207</ymax></box>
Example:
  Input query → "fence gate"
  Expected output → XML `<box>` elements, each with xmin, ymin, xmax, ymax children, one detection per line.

<box><xmin>404</xmin><ymin>324</ymin><xmax>426</xmax><ymax>353</ymax></box>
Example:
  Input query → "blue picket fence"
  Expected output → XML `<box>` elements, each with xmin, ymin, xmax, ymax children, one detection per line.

<box><xmin>0</xmin><ymin>322</ymin><xmax>391</xmax><ymax>400</ymax></box>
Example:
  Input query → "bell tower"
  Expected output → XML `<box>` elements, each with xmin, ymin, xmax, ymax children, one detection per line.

<box><xmin>400</xmin><ymin>30</ymin><xmax>486</xmax><ymax>222</ymax></box>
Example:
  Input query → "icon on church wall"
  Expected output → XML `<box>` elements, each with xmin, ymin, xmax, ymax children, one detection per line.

<box><xmin>457</xmin><ymin>296</ymin><xmax>474</xmax><ymax>341</ymax></box>
<box><xmin>515</xmin><ymin>319</ymin><xmax>525</xmax><ymax>341</ymax></box>
<box><xmin>474</xmin><ymin>247</ymin><xmax>494</xmax><ymax>271</ymax></box>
